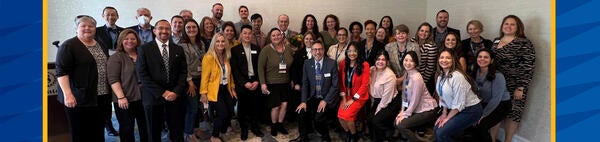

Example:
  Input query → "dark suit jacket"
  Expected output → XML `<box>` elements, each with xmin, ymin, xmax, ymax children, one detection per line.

<box><xmin>137</xmin><ymin>40</ymin><xmax>187</xmax><ymax>106</ymax></box>
<box><xmin>290</xmin><ymin>47</ymin><xmax>309</xmax><ymax>86</ymax></box>
<box><xmin>95</xmin><ymin>25</ymin><xmax>125</xmax><ymax>51</ymax></box>
<box><xmin>55</xmin><ymin>36</ymin><xmax>109</xmax><ymax>107</ymax></box>
<box><xmin>230</xmin><ymin>43</ymin><xmax>261</xmax><ymax>92</ymax></box>
<box><xmin>301</xmin><ymin>57</ymin><xmax>339</xmax><ymax>108</ymax></box>
<box><xmin>359</xmin><ymin>39</ymin><xmax>385</xmax><ymax>66</ymax></box>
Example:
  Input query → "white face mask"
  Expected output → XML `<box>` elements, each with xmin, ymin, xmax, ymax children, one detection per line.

<box><xmin>138</xmin><ymin>15</ymin><xmax>150</xmax><ymax>26</ymax></box>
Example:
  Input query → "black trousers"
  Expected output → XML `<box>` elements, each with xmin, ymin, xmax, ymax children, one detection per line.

<box><xmin>64</xmin><ymin>105</ymin><xmax>105</xmax><ymax>142</ymax></box>
<box><xmin>236</xmin><ymin>81</ymin><xmax>263</xmax><ymax>131</ymax></box>
<box><xmin>297</xmin><ymin>98</ymin><xmax>332</xmax><ymax>139</ymax></box>
<box><xmin>143</xmin><ymin>99</ymin><xmax>185</xmax><ymax>142</ymax></box>
<box><xmin>114</xmin><ymin>100</ymin><xmax>148</xmax><ymax>142</ymax></box>
<box><xmin>371</xmin><ymin>96</ymin><xmax>402</xmax><ymax>141</ymax></box>
<box><xmin>98</xmin><ymin>93</ymin><xmax>116</xmax><ymax>132</ymax></box>
<box><xmin>209</xmin><ymin>85</ymin><xmax>235</xmax><ymax>137</ymax></box>
<box><xmin>471</xmin><ymin>100</ymin><xmax>512</xmax><ymax>142</ymax></box>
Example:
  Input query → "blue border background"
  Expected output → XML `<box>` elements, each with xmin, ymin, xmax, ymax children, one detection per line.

<box><xmin>0</xmin><ymin>0</ymin><xmax>586</xmax><ymax>141</ymax></box>
<box><xmin>0</xmin><ymin>0</ymin><xmax>43</xmax><ymax>141</ymax></box>
<box><xmin>556</xmin><ymin>0</ymin><xmax>600</xmax><ymax>141</ymax></box>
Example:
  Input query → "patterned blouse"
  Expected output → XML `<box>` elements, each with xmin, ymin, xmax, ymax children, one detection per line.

<box><xmin>86</xmin><ymin>43</ymin><xmax>109</xmax><ymax>95</ymax></box>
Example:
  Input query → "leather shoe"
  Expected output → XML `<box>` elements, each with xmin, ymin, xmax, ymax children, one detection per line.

<box><xmin>289</xmin><ymin>136</ymin><xmax>309</xmax><ymax>142</ymax></box>
<box><xmin>251</xmin><ymin>128</ymin><xmax>264</xmax><ymax>137</ymax></box>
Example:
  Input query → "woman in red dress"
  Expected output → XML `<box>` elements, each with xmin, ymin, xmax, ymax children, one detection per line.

<box><xmin>337</xmin><ymin>42</ymin><xmax>370</xmax><ymax>142</ymax></box>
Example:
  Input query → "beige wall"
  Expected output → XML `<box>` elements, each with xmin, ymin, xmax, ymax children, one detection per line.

<box><xmin>425</xmin><ymin>0</ymin><xmax>550</xmax><ymax>142</ymax></box>
<box><xmin>47</xmin><ymin>0</ymin><xmax>550</xmax><ymax>141</ymax></box>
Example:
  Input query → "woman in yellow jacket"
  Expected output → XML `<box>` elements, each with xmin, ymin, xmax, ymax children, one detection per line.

<box><xmin>200</xmin><ymin>33</ymin><xmax>237</xmax><ymax>142</ymax></box>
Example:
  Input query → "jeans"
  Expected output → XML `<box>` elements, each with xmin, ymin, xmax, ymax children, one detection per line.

<box><xmin>184</xmin><ymin>78</ymin><xmax>200</xmax><ymax>135</ymax></box>
<box><xmin>434</xmin><ymin>103</ymin><xmax>482</xmax><ymax>142</ymax></box>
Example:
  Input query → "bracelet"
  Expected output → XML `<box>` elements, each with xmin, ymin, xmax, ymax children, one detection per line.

<box><xmin>118</xmin><ymin>97</ymin><xmax>126</xmax><ymax>100</ymax></box>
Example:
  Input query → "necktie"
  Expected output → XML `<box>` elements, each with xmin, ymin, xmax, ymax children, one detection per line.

<box><xmin>315</xmin><ymin>62</ymin><xmax>322</xmax><ymax>99</ymax></box>
<box><xmin>282</xmin><ymin>31</ymin><xmax>287</xmax><ymax>40</ymax></box>
<box><xmin>162</xmin><ymin>43</ymin><xmax>170</xmax><ymax>82</ymax></box>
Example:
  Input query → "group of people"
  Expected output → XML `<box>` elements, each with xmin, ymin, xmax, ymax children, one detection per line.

<box><xmin>55</xmin><ymin>3</ymin><xmax>536</xmax><ymax>142</ymax></box>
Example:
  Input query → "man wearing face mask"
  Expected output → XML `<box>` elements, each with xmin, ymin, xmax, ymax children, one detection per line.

<box><xmin>128</xmin><ymin>7</ymin><xmax>155</xmax><ymax>44</ymax></box>
<box><xmin>211</xmin><ymin>3</ymin><xmax>225</xmax><ymax>33</ymax></box>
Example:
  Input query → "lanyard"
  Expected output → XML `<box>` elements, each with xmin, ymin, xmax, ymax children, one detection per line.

<box><xmin>397</xmin><ymin>42</ymin><xmax>408</xmax><ymax>62</ymax></box>
<box><xmin>346</xmin><ymin>65</ymin><xmax>356</xmax><ymax>88</ymax></box>
<box><xmin>272</xmin><ymin>44</ymin><xmax>285</xmax><ymax>63</ymax></box>
<box><xmin>437</xmin><ymin>76</ymin><xmax>447</xmax><ymax>97</ymax></box>
<box><xmin>335</xmin><ymin>43</ymin><xmax>348</xmax><ymax>61</ymax></box>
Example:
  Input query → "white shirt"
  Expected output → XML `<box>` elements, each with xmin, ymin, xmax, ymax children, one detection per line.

<box><xmin>243</xmin><ymin>45</ymin><xmax>255</xmax><ymax>76</ymax></box>
<box><xmin>155</xmin><ymin>39</ymin><xmax>170</xmax><ymax>55</ymax></box>
<box><xmin>436</xmin><ymin>71</ymin><xmax>480</xmax><ymax>111</ymax></box>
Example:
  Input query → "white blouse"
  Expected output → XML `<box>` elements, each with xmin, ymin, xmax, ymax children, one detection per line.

<box><xmin>436</xmin><ymin>71</ymin><xmax>480</xmax><ymax>111</ymax></box>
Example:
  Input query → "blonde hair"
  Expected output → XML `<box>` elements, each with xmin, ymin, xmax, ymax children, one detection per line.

<box><xmin>206</xmin><ymin>33</ymin><xmax>231</xmax><ymax>62</ymax></box>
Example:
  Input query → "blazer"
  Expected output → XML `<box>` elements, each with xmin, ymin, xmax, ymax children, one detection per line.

<box><xmin>230</xmin><ymin>43</ymin><xmax>261</xmax><ymax>91</ymax></box>
<box><xmin>359</xmin><ymin>39</ymin><xmax>385</xmax><ymax>66</ymax></box>
<box><xmin>301</xmin><ymin>57</ymin><xmax>339</xmax><ymax>108</ymax></box>
<box><xmin>338</xmin><ymin>61</ymin><xmax>370</xmax><ymax>103</ymax></box>
<box><xmin>385</xmin><ymin>41</ymin><xmax>420</xmax><ymax>77</ymax></box>
<box><xmin>95</xmin><ymin>25</ymin><xmax>125</xmax><ymax>51</ymax></box>
<box><xmin>290</xmin><ymin>47</ymin><xmax>309</xmax><ymax>86</ymax></box>
<box><xmin>200</xmin><ymin>54</ymin><xmax>236</xmax><ymax>102</ymax></box>
<box><xmin>55</xmin><ymin>36</ymin><xmax>109</xmax><ymax>107</ymax></box>
<box><xmin>137</xmin><ymin>40</ymin><xmax>187</xmax><ymax>106</ymax></box>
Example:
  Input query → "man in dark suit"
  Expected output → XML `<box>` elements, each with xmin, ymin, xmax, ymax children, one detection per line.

<box><xmin>290</xmin><ymin>41</ymin><xmax>339</xmax><ymax>142</ymax></box>
<box><xmin>95</xmin><ymin>6</ymin><xmax>125</xmax><ymax>52</ymax></box>
<box><xmin>93</xmin><ymin>6</ymin><xmax>124</xmax><ymax>137</ymax></box>
<box><xmin>128</xmin><ymin>7</ymin><xmax>155</xmax><ymax>44</ymax></box>
<box><xmin>230</xmin><ymin>25</ymin><xmax>264</xmax><ymax>140</ymax></box>
<box><xmin>433</xmin><ymin>9</ymin><xmax>461</xmax><ymax>44</ymax></box>
<box><xmin>137</xmin><ymin>20</ymin><xmax>187</xmax><ymax>142</ymax></box>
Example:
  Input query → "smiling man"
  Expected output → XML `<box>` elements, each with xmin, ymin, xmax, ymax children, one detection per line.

<box><xmin>433</xmin><ymin>9</ymin><xmax>461</xmax><ymax>44</ymax></box>
<box><xmin>137</xmin><ymin>20</ymin><xmax>187</xmax><ymax>142</ymax></box>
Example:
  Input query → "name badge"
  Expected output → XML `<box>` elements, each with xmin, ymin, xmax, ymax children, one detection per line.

<box><xmin>402</xmin><ymin>101</ymin><xmax>409</xmax><ymax>108</ymax></box>
<box><xmin>278</xmin><ymin>63</ymin><xmax>287</xmax><ymax>73</ymax></box>
<box><xmin>197</xmin><ymin>66</ymin><xmax>202</xmax><ymax>72</ymax></box>
<box><xmin>251</xmin><ymin>50</ymin><xmax>258</xmax><ymax>54</ymax></box>
<box><xmin>324</xmin><ymin>73</ymin><xmax>331</xmax><ymax>77</ymax></box>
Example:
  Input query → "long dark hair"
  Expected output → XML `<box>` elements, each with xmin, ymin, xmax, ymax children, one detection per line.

<box><xmin>470</xmin><ymin>48</ymin><xmax>497</xmax><ymax>81</ymax></box>
<box><xmin>344</xmin><ymin>42</ymin><xmax>365</xmax><ymax>76</ymax></box>
<box><xmin>379</xmin><ymin>16</ymin><xmax>394</xmax><ymax>38</ymax></box>
<box><xmin>401</xmin><ymin>51</ymin><xmax>419</xmax><ymax>70</ymax></box>
<box><xmin>435</xmin><ymin>48</ymin><xmax>478</xmax><ymax>94</ymax></box>
<box><xmin>301</xmin><ymin>14</ymin><xmax>319</xmax><ymax>35</ymax></box>
<box><xmin>440</xmin><ymin>32</ymin><xmax>463</xmax><ymax>58</ymax></box>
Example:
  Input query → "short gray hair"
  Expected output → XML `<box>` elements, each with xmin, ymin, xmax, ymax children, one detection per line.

<box><xmin>74</xmin><ymin>15</ymin><xmax>96</xmax><ymax>28</ymax></box>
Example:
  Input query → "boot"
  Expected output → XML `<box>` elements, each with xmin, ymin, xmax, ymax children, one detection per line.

<box><xmin>270</xmin><ymin>123</ymin><xmax>278</xmax><ymax>136</ymax></box>
<box><xmin>277</xmin><ymin>123</ymin><xmax>289</xmax><ymax>135</ymax></box>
